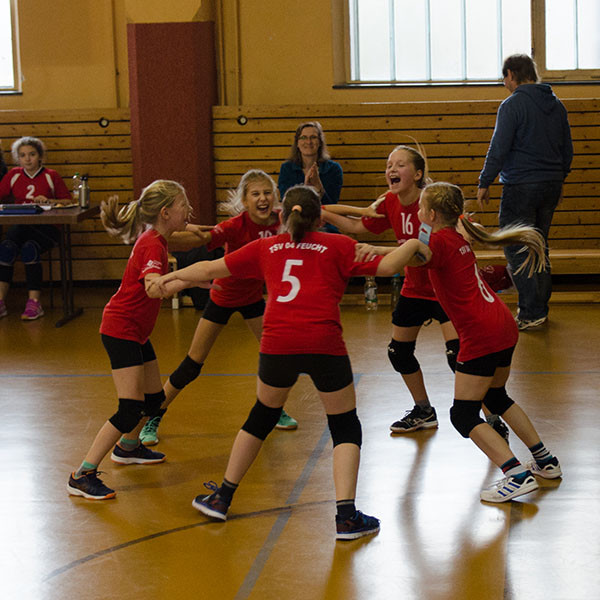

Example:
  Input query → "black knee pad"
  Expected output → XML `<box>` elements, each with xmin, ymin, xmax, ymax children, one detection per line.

<box><xmin>241</xmin><ymin>399</ymin><xmax>282</xmax><ymax>441</ymax></box>
<box><xmin>483</xmin><ymin>386</ymin><xmax>514</xmax><ymax>416</ymax></box>
<box><xmin>143</xmin><ymin>390</ymin><xmax>166</xmax><ymax>418</ymax></box>
<box><xmin>445</xmin><ymin>339</ymin><xmax>460</xmax><ymax>373</ymax></box>
<box><xmin>109</xmin><ymin>398</ymin><xmax>145</xmax><ymax>433</ymax></box>
<box><xmin>21</xmin><ymin>240</ymin><xmax>41</xmax><ymax>265</ymax></box>
<box><xmin>327</xmin><ymin>409</ymin><xmax>362</xmax><ymax>448</ymax></box>
<box><xmin>388</xmin><ymin>339</ymin><xmax>419</xmax><ymax>375</ymax></box>
<box><xmin>0</xmin><ymin>239</ymin><xmax>17</xmax><ymax>266</ymax></box>
<box><xmin>450</xmin><ymin>400</ymin><xmax>484</xmax><ymax>438</ymax></box>
<box><xmin>169</xmin><ymin>355</ymin><xmax>203</xmax><ymax>390</ymax></box>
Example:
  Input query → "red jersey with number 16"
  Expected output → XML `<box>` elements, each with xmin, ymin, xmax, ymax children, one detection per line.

<box><xmin>422</xmin><ymin>227</ymin><xmax>518</xmax><ymax>361</ymax></box>
<box><xmin>206</xmin><ymin>211</ymin><xmax>281</xmax><ymax>307</ymax></box>
<box><xmin>100</xmin><ymin>229</ymin><xmax>168</xmax><ymax>344</ymax></box>
<box><xmin>225</xmin><ymin>231</ymin><xmax>383</xmax><ymax>355</ymax></box>
<box><xmin>361</xmin><ymin>191</ymin><xmax>435</xmax><ymax>300</ymax></box>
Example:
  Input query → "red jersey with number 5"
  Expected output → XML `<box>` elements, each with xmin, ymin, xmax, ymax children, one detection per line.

<box><xmin>206</xmin><ymin>211</ymin><xmax>281</xmax><ymax>307</ymax></box>
<box><xmin>224</xmin><ymin>231</ymin><xmax>383</xmax><ymax>355</ymax></box>
<box><xmin>423</xmin><ymin>227</ymin><xmax>518</xmax><ymax>361</ymax></box>
<box><xmin>0</xmin><ymin>167</ymin><xmax>71</xmax><ymax>203</ymax></box>
<box><xmin>361</xmin><ymin>191</ymin><xmax>435</xmax><ymax>300</ymax></box>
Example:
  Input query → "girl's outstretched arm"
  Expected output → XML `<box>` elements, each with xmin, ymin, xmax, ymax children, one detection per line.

<box><xmin>375</xmin><ymin>239</ymin><xmax>431</xmax><ymax>276</ymax></box>
<box><xmin>168</xmin><ymin>224</ymin><xmax>213</xmax><ymax>251</ymax></box>
<box><xmin>321</xmin><ymin>207</ymin><xmax>369</xmax><ymax>234</ymax></box>
<box><xmin>146</xmin><ymin>257</ymin><xmax>230</xmax><ymax>298</ymax></box>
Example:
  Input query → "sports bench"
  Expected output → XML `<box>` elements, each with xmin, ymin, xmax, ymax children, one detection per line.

<box><xmin>1</xmin><ymin>100</ymin><xmax>598</xmax><ymax>303</ymax></box>
<box><xmin>212</xmin><ymin>100</ymin><xmax>600</xmax><ymax>302</ymax></box>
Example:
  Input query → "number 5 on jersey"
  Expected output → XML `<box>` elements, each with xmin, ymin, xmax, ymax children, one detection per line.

<box><xmin>277</xmin><ymin>259</ymin><xmax>303</xmax><ymax>303</ymax></box>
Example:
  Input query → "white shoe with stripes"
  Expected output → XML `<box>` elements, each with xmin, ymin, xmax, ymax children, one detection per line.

<box><xmin>480</xmin><ymin>472</ymin><xmax>539</xmax><ymax>503</ymax></box>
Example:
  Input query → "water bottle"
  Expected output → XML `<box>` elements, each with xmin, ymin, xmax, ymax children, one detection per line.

<box><xmin>390</xmin><ymin>274</ymin><xmax>402</xmax><ymax>308</ymax></box>
<box><xmin>364</xmin><ymin>276</ymin><xmax>378</xmax><ymax>311</ymax></box>
<box><xmin>78</xmin><ymin>175</ymin><xmax>90</xmax><ymax>208</ymax></box>
<box><xmin>72</xmin><ymin>173</ymin><xmax>81</xmax><ymax>203</ymax></box>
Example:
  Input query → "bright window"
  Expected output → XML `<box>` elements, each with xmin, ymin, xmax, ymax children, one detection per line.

<box><xmin>348</xmin><ymin>0</ymin><xmax>600</xmax><ymax>84</ymax></box>
<box><xmin>0</xmin><ymin>0</ymin><xmax>20</xmax><ymax>91</ymax></box>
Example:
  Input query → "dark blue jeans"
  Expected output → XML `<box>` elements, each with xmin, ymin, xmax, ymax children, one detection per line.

<box><xmin>0</xmin><ymin>224</ymin><xmax>59</xmax><ymax>291</ymax></box>
<box><xmin>499</xmin><ymin>181</ymin><xmax>563</xmax><ymax>321</ymax></box>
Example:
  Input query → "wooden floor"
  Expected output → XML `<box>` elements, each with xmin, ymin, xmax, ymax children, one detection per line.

<box><xmin>1</xmin><ymin>288</ymin><xmax>599</xmax><ymax>600</ymax></box>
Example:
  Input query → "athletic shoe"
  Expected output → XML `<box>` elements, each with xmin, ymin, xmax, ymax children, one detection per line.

<box><xmin>390</xmin><ymin>405</ymin><xmax>438</xmax><ymax>433</ymax></box>
<box><xmin>526</xmin><ymin>457</ymin><xmax>562</xmax><ymax>479</ymax></box>
<box><xmin>192</xmin><ymin>481</ymin><xmax>229</xmax><ymax>521</ymax></box>
<box><xmin>140</xmin><ymin>415</ymin><xmax>162</xmax><ymax>446</ymax></box>
<box><xmin>480</xmin><ymin>472</ymin><xmax>539</xmax><ymax>503</ymax></box>
<box><xmin>0</xmin><ymin>299</ymin><xmax>7</xmax><ymax>318</ymax></box>
<box><xmin>516</xmin><ymin>315</ymin><xmax>547</xmax><ymax>331</ymax></box>
<box><xmin>486</xmin><ymin>415</ymin><xmax>509</xmax><ymax>443</ymax></box>
<box><xmin>21</xmin><ymin>298</ymin><xmax>44</xmax><ymax>320</ymax></box>
<box><xmin>336</xmin><ymin>510</ymin><xmax>380</xmax><ymax>540</ymax></box>
<box><xmin>275</xmin><ymin>409</ymin><xmax>298</xmax><ymax>430</ymax></box>
<box><xmin>110</xmin><ymin>443</ymin><xmax>166</xmax><ymax>465</ymax></box>
<box><xmin>67</xmin><ymin>470</ymin><xmax>116</xmax><ymax>500</ymax></box>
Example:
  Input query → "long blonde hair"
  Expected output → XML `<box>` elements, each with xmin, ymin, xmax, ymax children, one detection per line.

<box><xmin>219</xmin><ymin>169</ymin><xmax>278</xmax><ymax>216</ymax></box>
<box><xmin>390</xmin><ymin>140</ymin><xmax>431</xmax><ymax>189</ymax></box>
<box><xmin>423</xmin><ymin>182</ymin><xmax>546</xmax><ymax>276</ymax></box>
<box><xmin>101</xmin><ymin>179</ymin><xmax>186</xmax><ymax>244</ymax></box>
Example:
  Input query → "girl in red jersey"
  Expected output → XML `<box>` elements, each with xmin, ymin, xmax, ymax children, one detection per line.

<box><xmin>139</xmin><ymin>170</ymin><xmax>297</xmax><ymax>447</ymax></box>
<box><xmin>148</xmin><ymin>185</ymin><xmax>428</xmax><ymax>539</ymax></box>
<box><xmin>365</xmin><ymin>181</ymin><xmax>562</xmax><ymax>502</ymax></box>
<box><xmin>320</xmin><ymin>145</ymin><xmax>466</xmax><ymax>435</ymax></box>
<box><xmin>0</xmin><ymin>137</ymin><xmax>71</xmax><ymax>320</ymax></box>
<box><xmin>67</xmin><ymin>180</ymin><xmax>204</xmax><ymax>500</ymax></box>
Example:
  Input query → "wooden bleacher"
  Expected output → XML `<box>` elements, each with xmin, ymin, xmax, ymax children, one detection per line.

<box><xmin>213</xmin><ymin>100</ymin><xmax>600</xmax><ymax>281</ymax></box>
<box><xmin>0</xmin><ymin>108</ymin><xmax>133</xmax><ymax>281</ymax></box>
<box><xmin>1</xmin><ymin>100</ymin><xmax>598</xmax><ymax>289</ymax></box>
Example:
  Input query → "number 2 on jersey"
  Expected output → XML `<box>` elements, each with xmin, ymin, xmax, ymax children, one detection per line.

<box><xmin>277</xmin><ymin>259</ymin><xmax>303</xmax><ymax>303</ymax></box>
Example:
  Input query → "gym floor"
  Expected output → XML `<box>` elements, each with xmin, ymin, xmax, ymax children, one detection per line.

<box><xmin>1</xmin><ymin>288</ymin><xmax>598</xmax><ymax>599</ymax></box>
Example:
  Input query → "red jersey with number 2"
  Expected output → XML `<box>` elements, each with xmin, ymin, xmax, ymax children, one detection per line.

<box><xmin>361</xmin><ymin>191</ymin><xmax>435</xmax><ymax>300</ymax></box>
<box><xmin>0</xmin><ymin>167</ymin><xmax>71</xmax><ymax>203</ymax></box>
<box><xmin>207</xmin><ymin>211</ymin><xmax>281</xmax><ymax>307</ymax></box>
<box><xmin>225</xmin><ymin>231</ymin><xmax>383</xmax><ymax>355</ymax></box>
<box><xmin>423</xmin><ymin>227</ymin><xmax>518</xmax><ymax>361</ymax></box>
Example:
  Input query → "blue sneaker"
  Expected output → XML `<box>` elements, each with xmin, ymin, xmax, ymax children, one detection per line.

<box><xmin>192</xmin><ymin>481</ymin><xmax>229</xmax><ymax>521</ymax></box>
<box><xmin>336</xmin><ymin>510</ymin><xmax>380</xmax><ymax>540</ymax></box>
<box><xmin>67</xmin><ymin>470</ymin><xmax>116</xmax><ymax>500</ymax></box>
<box><xmin>110</xmin><ymin>443</ymin><xmax>165</xmax><ymax>465</ymax></box>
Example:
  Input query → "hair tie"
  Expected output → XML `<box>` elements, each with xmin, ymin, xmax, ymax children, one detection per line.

<box><xmin>291</xmin><ymin>204</ymin><xmax>302</xmax><ymax>213</ymax></box>
<box><xmin>458</xmin><ymin>214</ymin><xmax>465</xmax><ymax>220</ymax></box>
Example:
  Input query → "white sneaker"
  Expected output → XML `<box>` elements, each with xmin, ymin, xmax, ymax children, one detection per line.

<box><xmin>515</xmin><ymin>315</ymin><xmax>547</xmax><ymax>331</ymax></box>
<box><xmin>480</xmin><ymin>473</ymin><xmax>539</xmax><ymax>503</ymax></box>
<box><xmin>526</xmin><ymin>458</ymin><xmax>562</xmax><ymax>479</ymax></box>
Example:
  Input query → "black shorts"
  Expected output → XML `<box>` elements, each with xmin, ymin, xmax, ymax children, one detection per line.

<box><xmin>101</xmin><ymin>334</ymin><xmax>157</xmax><ymax>370</ymax></box>
<box><xmin>258</xmin><ymin>353</ymin><xmax>353</xmax><ymax>393</ymax></box>
<box><xmin>202</xmin><ymin>298</ymin><xmax>265</xmax><ymax>325</ymax></box>
<box><xmin>456</xmin><ymin>346</ymin><xmax>515</xmax><ymax>377</ymax></box>
<box><xmin>392</xmin><ymin>294</ymin><xmax>450</xmax><ymax>327</ymax></box>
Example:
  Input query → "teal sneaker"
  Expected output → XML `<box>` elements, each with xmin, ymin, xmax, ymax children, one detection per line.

<box><xmin>140</xmin><ymin>415</ymin><xmax>162</xmax><ymax>446</ymax></box>
<box><xmin>275</xmin><ymin>409</ymin><xmax>298</xmax><ymax>430</ymax></box>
